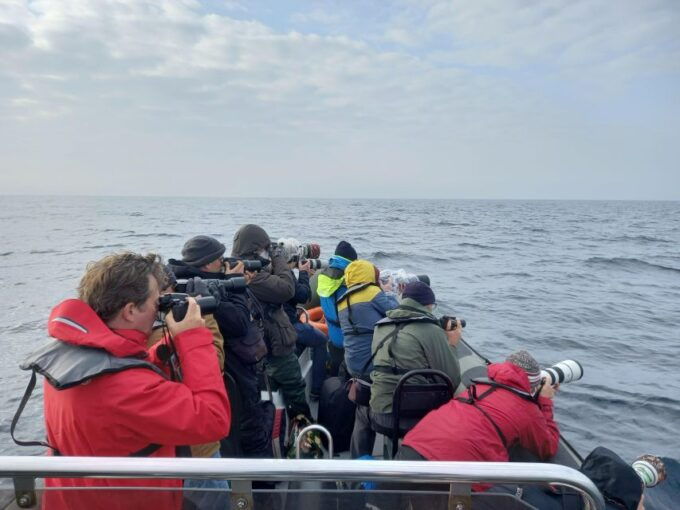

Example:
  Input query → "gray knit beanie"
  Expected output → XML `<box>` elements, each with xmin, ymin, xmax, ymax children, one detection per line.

<box><xmin>181</xmin><ymin>235</ymin><xmax>226</xmax><ymax>268</ymax></box>
<box><xmin>506</xmin><ymin>350</ymin><xmax>542</xmax><ymax>389</ymax></box>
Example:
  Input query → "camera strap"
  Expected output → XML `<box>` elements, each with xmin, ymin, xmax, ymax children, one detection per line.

<box><xmin>11</xmin><ymin>370</ymin><xmax>166</xmax><ymax>457</ymax></box>
<box><xmin>456</xmin><ymin>384</ymin><xmax>510</xmax><ymax>449</ymax></box>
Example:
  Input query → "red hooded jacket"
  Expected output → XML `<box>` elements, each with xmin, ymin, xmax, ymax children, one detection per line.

<box><xmin>42</xmin><ymin>299</ymin><xmax>231</xmax><ymax>510</ymax></box>
<box><xmin>403</xmin><ymin>362</ymin><xmax>559</xmax><ymax>465</ymax></box>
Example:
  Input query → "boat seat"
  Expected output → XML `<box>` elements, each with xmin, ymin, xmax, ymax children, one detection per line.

<box><xmin>372</xmin><ymin>369</ymin><xmax>455</xmax><ymax>458</ymax></box>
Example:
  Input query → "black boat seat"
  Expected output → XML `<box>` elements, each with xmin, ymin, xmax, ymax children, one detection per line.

<box><xmin>372</xmin><ymin>369</ymin><xmax>455</xmax><ymax>458</ymax></box>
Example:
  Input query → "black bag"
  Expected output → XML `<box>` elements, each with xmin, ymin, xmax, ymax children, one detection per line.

<box><xmin>317</xmin><ymin>376</ymin><xmax>356</xmax><ymax>454</ymax></box>
<box><xmin>227</xmin><ymin>290</ymin><xmax>268</xmax><ymax>365</ymax></box>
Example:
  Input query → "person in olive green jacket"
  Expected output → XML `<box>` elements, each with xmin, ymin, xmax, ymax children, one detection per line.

<box><xmin>369</xmin><ymin>281</ymin><xmax>463</xmax><ymax>434</ymax></box>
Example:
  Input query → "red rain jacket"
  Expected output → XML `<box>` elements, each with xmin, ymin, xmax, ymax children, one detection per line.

<box><xmin>403</xmin><ymin>362</ymin><xmax>559</xmax><ymax>465</ymax></box>
<box><xmin>42</xmin><ymin>299</ymin><xmax>230</xmax><ymax>510</ymax></box>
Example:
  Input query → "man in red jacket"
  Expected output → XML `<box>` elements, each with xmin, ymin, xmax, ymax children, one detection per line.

<box><xmin>400</xmin><ymin>350</ymin><xmax>559</xmax><ymax>477</ymax></box>
<box><xmin>32</xmin><ymin>252</ymin><xmax>231</xmax><ymax>510</ymax></box>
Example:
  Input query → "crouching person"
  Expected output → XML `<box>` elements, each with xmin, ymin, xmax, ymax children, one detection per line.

<box><xmin>17</xmin><ymin>253</ymin><xmax>230</xmax><ymax>510</ymax></box>
<box><xmin>398</xmin><ymin>350</ymin><xmax>559</xmax><ymax>480</ymax></box>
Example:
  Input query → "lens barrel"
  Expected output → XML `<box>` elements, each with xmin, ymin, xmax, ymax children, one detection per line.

<box><xmin>540</xmin><ymin>359</ymin><xmax>583</xmax><ymax>386</ymax></box>
<box><xmin>306</xmin><ymin>259</ymin><xmax>327</xmax><ymax>270</ymax></box>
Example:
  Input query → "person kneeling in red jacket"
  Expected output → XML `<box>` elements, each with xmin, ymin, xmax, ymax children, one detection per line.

<box><xmin>400</xmin><ymin>350</ymin><xmax>559</xmax><ymax>483</ymax></box>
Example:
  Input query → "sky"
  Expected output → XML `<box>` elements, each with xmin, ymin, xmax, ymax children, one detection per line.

<box><xmin>0</xmin><ymin>0</ymin><xmax>679</xmax><ymax>199</ymax></box>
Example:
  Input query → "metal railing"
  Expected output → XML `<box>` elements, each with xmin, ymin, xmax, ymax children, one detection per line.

<box><xmin>0</xmin><ymin>456</ymin><xmax>604</xmax><ymax>509</ymax></box>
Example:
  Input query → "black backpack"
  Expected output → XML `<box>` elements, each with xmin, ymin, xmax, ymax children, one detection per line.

<box><xmin>317</xmin><ymin>376</ymin><xmax>356</xmax><ymax>454</ymax></box>
<box><xmin>227</xmin><ymin>289</ymin><xmax>268</xmax><ymax>365</ymax></box>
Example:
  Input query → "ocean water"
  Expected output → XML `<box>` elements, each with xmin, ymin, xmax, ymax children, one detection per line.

<box><xmin>0</xmin><ymin>196</ymin><xmax>678</xmax><ymax>496</ymax></box>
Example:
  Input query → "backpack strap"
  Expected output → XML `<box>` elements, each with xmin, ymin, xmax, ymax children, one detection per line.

<box><xmin>11</xmin><ymin>370</ymin><xmax>60</xmax><ymax>453</ymax></box>
<box><xmin>362</xmin><ymin>323</ymin><xmax>407</xmax><ymax>377</ymax></box>
<box><xmin>456</xmin><ymin>383</ymin><xmax>510</xmax><ymax>449</ymax></box>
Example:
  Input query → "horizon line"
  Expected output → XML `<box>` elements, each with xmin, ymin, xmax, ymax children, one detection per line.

<box><xmin>1</xmin><ymin>193</ymin><xmax>679</xmax><ymax>202</ymax></box>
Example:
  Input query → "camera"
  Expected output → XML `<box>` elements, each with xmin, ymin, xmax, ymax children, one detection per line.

<box><xmin>303</xmin><ymin>259</ymin><xmax>327</xmax><ymax>270</ymax></box>
<box><xmin>158</xmin><ymin>293</ymin><xmax>217</xmax><ymax>321</ymax></box>
<box><xmin>276</xmin><ymin>238</ymin><xmax>322</xmax><ymax>263</ymax></box>
<box><xmin>439</xmin><ymin>316</ymin><xmax>466</xmax><ymax>330</ymax></box>
<box><xmin>175</xmin><ymin>277</ymin><xmax>248</xmax><ymax>295</ymax></box>
<box><xmin>224</xmin><ymin>257</ymin><xmax>263</xmax><ymax>272</ymax></box>
<box><xmin>541</xmin><ymin>360</ymin><xmax>583</xmax><ymax>386</ymax></box>
<box><xmin>298</xmin><ymin>243</ymin><xmax>321</xmax><ymax>260</ymax></box>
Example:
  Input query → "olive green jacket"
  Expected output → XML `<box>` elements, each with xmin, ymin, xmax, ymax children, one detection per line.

<box><xmin>369</xmin><ymin>298</ymin><xmax>461</xmax><ymax>414</ymax></box>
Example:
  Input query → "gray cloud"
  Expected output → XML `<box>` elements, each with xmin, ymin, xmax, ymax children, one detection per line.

<box><xmin>0</xmin><ymin>0</ymin><xmax>679</xmax><ymax>199</ymax></box>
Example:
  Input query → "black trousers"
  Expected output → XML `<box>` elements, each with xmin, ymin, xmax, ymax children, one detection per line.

<box><xmin>223</xmin><ymin>355</ymin><xmax>272</xmax><ymax>458</ymax></box>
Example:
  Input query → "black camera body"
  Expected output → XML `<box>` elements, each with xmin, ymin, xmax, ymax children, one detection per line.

<box><xmin>439</xmin><ymin>316</ymin><xmax>466</xmax><ymax>331</ymax></box>
<box><xmin>158</xmin><ymin>293</ymin><xmax>217</xmax><ymax>321</ymax></box>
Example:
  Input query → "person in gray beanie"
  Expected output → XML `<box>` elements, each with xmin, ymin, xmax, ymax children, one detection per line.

<box><xmin>181</xmin><ymin>235</ymin><xmax>226</xmax><ymax>269</ymax></box>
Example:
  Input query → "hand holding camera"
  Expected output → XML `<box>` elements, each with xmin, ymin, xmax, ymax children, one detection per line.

<box><xmin>539</xmin><ymin>381</ymin><xmax>559</xmax><ymax>400</ymax></box>
<box><xmin>298</xmin><ymin>259</ymin><xmax>311</xmax><ymax>273</ymax></box>
<box><xmin>165</xmin><ymin>297</ymin><xmax>205</xmax><ymax>336</ymax></box>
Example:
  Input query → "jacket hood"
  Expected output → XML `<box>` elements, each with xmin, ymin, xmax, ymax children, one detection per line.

<box><xmin>329</xmin><ymin>255</ymin><xmax>352</xmax><ymax>270</ymax></box>
<box><xmin>386</xmin><ymin>298</ymin><xmax>437</xmax><ymax>320</ymax></box>
<box><xmin>48</xmin><ymin>299</ymin><xmax>149</xmax><ymax>358</ymax></box>
<box><xmin>344</xmin><ymin>260</ymin><xmax>377</xmax><ymax>287</ymax></box>
<box><xmin>487</xmin><ymin>362</ymin><xmax>531</xmax><ymax>393</ymax></box>
<box><xmin>232</xmin><ymin>224</ymin><xmax>270</xmax><ymax>257</ymax></box>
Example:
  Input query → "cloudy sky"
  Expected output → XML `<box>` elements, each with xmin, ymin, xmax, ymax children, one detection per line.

<box><xmin>1</xmin><ymin>0</ymin><xmax>679</xmax><ymax>199</ymax></box>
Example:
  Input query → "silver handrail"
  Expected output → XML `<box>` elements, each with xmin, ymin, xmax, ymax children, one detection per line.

<box><xmin>295</xmin><ymin>424</ymin><xmax>334</xmax><ymax>459</ymax></box>
<box><xmin>0</xmin><ymin>456</ymin><xmax>604</xmax><ymax>509</ymax></box>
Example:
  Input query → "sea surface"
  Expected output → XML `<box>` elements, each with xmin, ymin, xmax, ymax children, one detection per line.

<box><xmin>0</xmin><ymin>196</ymin><xmax>678</xmax><ymax>501</ymax></box>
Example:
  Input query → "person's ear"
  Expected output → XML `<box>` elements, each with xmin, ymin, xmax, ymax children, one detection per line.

<box><xmin>119</xmin><ymin>302</ymin><xmax>137</xmax><ymax>323</ymax></box>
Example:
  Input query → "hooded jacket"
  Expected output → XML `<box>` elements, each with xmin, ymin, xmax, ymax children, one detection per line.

<box><xmin>39</xmin><ymin>299</ymin><xmax>231</xmax><ymax>510</ymax></box>
<box><xmin>369</xmin><ymin>298</ymin><xmax>462</xmax><ymax>414</ymax></box>
<box><xmin>317</xmin><ymin>255</ymin><xmax>353</xmax><ymax>348</ymax></box>
<box><xmin>232</xmin><ymin>224</ymin><xmax>297</xmax><ymax>356</ymax></box>
<box><xmin>403</xmin><ymin>362</ymin><xmax>559</xmax><ymax>468</ymax></box>
<box><xmin>337</xmin><ymin>260</ymin><xmax>399</xmax><ymax>375</ymax></box>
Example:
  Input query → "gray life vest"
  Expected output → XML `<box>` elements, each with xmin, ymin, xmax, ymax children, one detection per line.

<box><xmin>12</xmin><ymin>340</ymin><xmax>168</xmax><ymax>457</ymax></box>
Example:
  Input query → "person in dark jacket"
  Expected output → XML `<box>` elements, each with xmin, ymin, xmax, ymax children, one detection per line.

<box><xmin>167</xmin><ymin>235</ymin><xmax>250</xmax><ymax>340</ymax></box>
<box><xmin>317</xmin><ymin>240</ymin><xmax>358</xmax><ymax>376</ymax></box>
<box><xmin>337</xmin><ymin>259</ymin><xmax>399</xmax><ymax>458</ymax></box>
<box><xmin>169</xmin><ymin>235</ymin><xmax>272</xmax><ymax>459</ymax></box>
<box><xmin>279</xmin><ymin>238</ymin><xmax>329</xmax><ymax>400</ymax></box>
<box><xmin>521</xmin><ymin>446</ymin><xmax>662</xmax><ymax>510</ymax></box>
<box><xmin>232</xmin><ymin>224</ymin><xmax>311</xmax><ymax>420</ymax></box>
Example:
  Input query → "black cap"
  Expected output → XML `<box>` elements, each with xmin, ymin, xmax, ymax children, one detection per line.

<box><xmin>402</xmin><ymin>281</ymin><xmax>436</xmax><ymax>306</ymax></box>
<box><xmin>335</xmin><ymin>241</ymin><xmax>357</xmax><ymax>261</ymax></box>
<box><xmin>181</xmin><ymin>235</ymin><xmax>226</xmax><ymax>268</ymax></box>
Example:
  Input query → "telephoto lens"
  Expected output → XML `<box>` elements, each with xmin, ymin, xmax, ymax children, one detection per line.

<box><xmin>632</xmin><ymin>454</ymin><xmax>666</xmax><ymax>488</ymax></box>
<box><xmin>305</xmin><ymin>259</ymin><xmax>327</xmax><ymax>270</ymax></box>
<box><xmin>175</xmin><ymin>277</ymin><xmax>248</xmax><ymax>294</ymax></box>
<box><xmin>540</xmin><ymin>360</ymin><xmax>583</xmax><ymax>386</ymax></box>
<box><xmin>300</xmin><ymin>243</ymin><xmax>321</xmax><ymax>259</ymax></box>
<box><xmin>241</xmin><ymin>260</ymin><xmax>263</xmax><ymax>272</ymax></box>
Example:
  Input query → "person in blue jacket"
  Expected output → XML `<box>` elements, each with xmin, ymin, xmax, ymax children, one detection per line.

<box><xmin>337</xmin><ymin>259</ymin><xmax>399</xmax><ymax>458</ymax></box>
<box><xmin>316</xmin><ymin>241</ymin><xmax>357</xmax><ymax>376</ymax></box>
